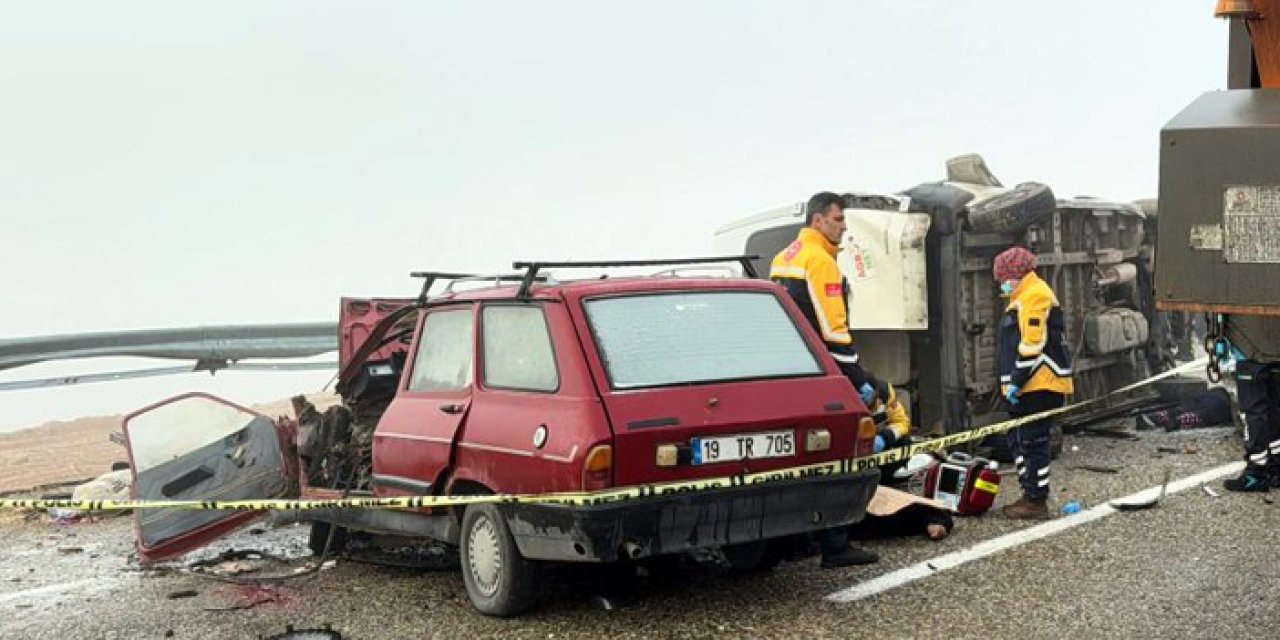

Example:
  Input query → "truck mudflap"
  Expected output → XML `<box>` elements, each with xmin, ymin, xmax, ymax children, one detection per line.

<box><xmin>502</xmin><ymin>470</ymin><xmax>879</xmax><ymax>563</ymax></box>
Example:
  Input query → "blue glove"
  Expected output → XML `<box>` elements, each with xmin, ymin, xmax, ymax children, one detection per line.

<box><xmin>859</xmin><ymin>383</ymin><xmax>876</xmax><ymax>405</ymax></box>
<box><xmin>874</xmin><ymin>435</ymin><xmax>886</xmax><ymax>453</ymax></box>
<box><xmin>1213</xmin><ymin>338</ymin><xmax>1230</xmax><ymax>359</ymax></box>
<box><xmin>1212</xmin><ymin>337</ymin><xmax>1248</xmax><ymax>363</ymax></box>
<box><xmin>1005</xmin><ymin>384</ymin><xmax>1020</xmax><ymax>405</ymax></box>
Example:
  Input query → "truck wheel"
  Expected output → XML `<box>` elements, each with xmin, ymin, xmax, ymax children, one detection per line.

<box><xmin>460</xmin><ymin>504</ymin><xmax>538</xmax><ymax>617</ymax></box>
<box><xmin>307</xmin><ymin>521</ymin><xmax>348</xmax><ymax>557</ymax></box>
<box><xmin>965</xmin><ymin>182</ymin><xmax>1057</xmax><ymax>233</ymax></box>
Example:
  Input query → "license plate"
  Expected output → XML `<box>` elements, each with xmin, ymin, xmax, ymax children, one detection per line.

<box><xmin>691</xmin><ymin>430</ymin><xmax>795</xmax><ymax>465</ymax></box>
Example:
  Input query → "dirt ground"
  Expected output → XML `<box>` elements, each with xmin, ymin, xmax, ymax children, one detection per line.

<box><xmin>0</xmin><ymin>393</ymin><xmax>338</xmax><ymax>494</ymax></box>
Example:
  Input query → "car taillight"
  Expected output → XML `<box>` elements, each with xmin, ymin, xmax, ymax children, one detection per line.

<box><xmin>856</xmin><ymin>417</ymin><xmax>876</xmax><ymax>457</ymax></box>
<box><xmin>583</xmin><ymin>444</ymin><xmax>613</xmax><ymax>491</ymax></box>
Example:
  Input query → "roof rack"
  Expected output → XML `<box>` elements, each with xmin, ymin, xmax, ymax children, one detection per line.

<box><xmin>510</xmin><ymin>255</ymin><xmax>759</xmax><ymax>300</ymax></box>
<box><xmin>408</xmin><ymin>271</ymin><xmax>476</xmax><ymax>305</ymax></box>
<box><xmin>408</xmin><ymin>271</ymin><xmax>552</xmax><ymax>305</ymax></box>
<box><xmin>443</xmin><ymin>273</ymin><xmax>549</xmax><ymax>296</ymax></box>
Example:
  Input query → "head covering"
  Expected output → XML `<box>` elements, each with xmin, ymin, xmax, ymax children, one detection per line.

<box><xmin>993</xmin><ymin>247</ymin><xmax>1037</xmax><ymax>283</ymax></box>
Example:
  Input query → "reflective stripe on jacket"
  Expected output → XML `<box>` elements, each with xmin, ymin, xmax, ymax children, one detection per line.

<box><xmin>769</xmin><ymin>228</ymin><xmax>866</xmax><ymax>386</ymax></box>
<box><xmin>997</xmin><ymin>271</ymin><xmax>1074</xmax><ymax>396</ymax></box>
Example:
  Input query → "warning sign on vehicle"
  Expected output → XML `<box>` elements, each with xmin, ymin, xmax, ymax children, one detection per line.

<box><xmin>1224</xmin><ymin>185</ymin><xmax>1280</xmax><ymax>263</ymax></box>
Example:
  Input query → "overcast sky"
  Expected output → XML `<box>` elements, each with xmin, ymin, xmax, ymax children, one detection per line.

<box><xmin>0</xmin><ymin>2</ymin><xmax>1227</xmax><ymax>431</ymax></box>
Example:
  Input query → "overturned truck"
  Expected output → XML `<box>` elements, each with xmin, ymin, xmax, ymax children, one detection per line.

<box><xmin>713</xmin><ymin>155</ymin><xmax>1167</xmax><ymax>446</ymax></box>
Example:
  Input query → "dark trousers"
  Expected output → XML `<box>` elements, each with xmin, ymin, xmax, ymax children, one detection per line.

<box><xmin>1236</xmin><ymin>360</ymin><xmax>1280</xmax><ymax>473</ymax></box>
<box><xmin>1007</xmin><ymin>391</ymin><xmax>1064</xmax><ymax>501</ymax></box>
<box><xmin>1178</xmin><ymin>387</ymin><xmax>1233</xmax><ymax>426</ymax></box>
<box><xmin>819</xmin><ymin>525</ymin><xmax>848</xmax><ymax>557</ymax></box>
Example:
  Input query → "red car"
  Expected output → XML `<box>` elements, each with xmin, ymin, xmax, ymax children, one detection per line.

<box><xmin>122</xmin><ymin>258</ymin><xmax>880</xmax><ymax>616</ymax></box>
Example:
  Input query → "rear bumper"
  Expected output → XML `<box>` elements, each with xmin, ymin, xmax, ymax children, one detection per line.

<box><xmin>502</xmin><ymin>470</ymin><xmax>879</xmax><ymax>562</ymax></box>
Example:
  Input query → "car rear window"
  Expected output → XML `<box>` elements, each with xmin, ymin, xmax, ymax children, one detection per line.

<box><xmin>583</xmin><ymin>291</ymin><xmax>823</xmax><ymax>389</ymax></box>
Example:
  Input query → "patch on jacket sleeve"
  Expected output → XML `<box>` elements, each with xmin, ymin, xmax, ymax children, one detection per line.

<box><xmin>1028</xmin><ymin>318</ymin><xmax>1042</xmax><ymax>326</ymax></box>
<box><xmin>824</xmin><ymin>283</ymin><xmax>842</xmax><ymax>297</ymax></box>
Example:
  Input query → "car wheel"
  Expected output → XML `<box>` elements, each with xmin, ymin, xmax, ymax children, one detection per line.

<box><xmin>460</xmin><ymin>504</ymin><xmax>538</xmax><ymax>617</ymax></box>
<box><xmin>965</xmin><ymin>182</ymin><xmax>1057</xmax><ymax>233</ymax></box>
<box><xmin>307</xmin><ymin>520</ymin><xmax>348</xmax><ymax>557</ymax></box>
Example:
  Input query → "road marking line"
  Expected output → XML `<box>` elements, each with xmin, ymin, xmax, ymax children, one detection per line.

<box><xmin>0</xmin><ymin>578</ymin><xmax>101</xmax><ymax>603</ymax></box>
<box><xmin>825</xmin><ymin>461</ymin><xmax>1245</xmax><ymax>603</ymax></box>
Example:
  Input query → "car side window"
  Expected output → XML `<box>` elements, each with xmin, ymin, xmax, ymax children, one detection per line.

<box><xmin>482</xmin><ymin>305</ymin><xmax>559</xmax><ymax>392</ymax></box>
<box><xmin>407</xmin><ymin>308</ymin><xmax>474</xmax><ymax>392</ymax></box>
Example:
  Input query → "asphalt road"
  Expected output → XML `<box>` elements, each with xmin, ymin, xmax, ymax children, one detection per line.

<box><xmin>2</xmin><ymin>422</ymin><xmax>1276</xmax><ymax>640</ymax></box>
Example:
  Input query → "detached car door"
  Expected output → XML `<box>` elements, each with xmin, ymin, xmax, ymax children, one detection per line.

<box><xmin>123</xmin><ymin>392</ymin><xmax>296</xmax><ymax>563</ymax></box>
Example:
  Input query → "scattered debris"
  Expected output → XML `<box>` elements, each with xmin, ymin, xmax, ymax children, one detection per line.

<box><xmin>1112</xmin><ymin>469</ymin><xmax>1172</xmax><ymax>512</ymax></box>
<box><xmin>260</xmin><ymin>624</ymin><xmax>341</xmax><ymax>640</ymax></box>
<box><xmin>204</xmin><ymin>584</ymin><xmax>298</xmax><ymax>612</ymax></box>
<box><xmin>589</xmin><ymin>594</ymin><xmax>625</xmax><ymax>611</ymax></box>
<box><xmin>1073</xmin><ymin>465</ymin><xmax>1120</xmax><ymax>474</ymax></box>
<box><xmin>167</xmin><ymin>590</ymin><xmax>199</xmax><ymax>599</ymax></box>
<box><xmin>1182</xmin><ymin>443</ymin><xmax>1200</xmax><ymax>454</ymax></box>
<box><xmin>1202</xmin><ymin>485</ymin><xmax>1220</xmax><ymax>498</ymax></box>
<box><xmin>1156</xmin><ymin>446</ymin><xmax>1183</xmax><ymax>455</ymax></box>
<box><xmin>45</xmin><ymin>470</ymin><xmax>132</xmax><ymax>520</ymax></box>
<box><xmin>1078</xmin><ymin>427</ymin><xmax>1138</xmax><ymax>440</ymax></box>
<box><xmin>56</xmin><ymin>546</ymin><xmax>84</xmax><ymax>554</ymax></box>
<box><xmin>1070</xmin><ymin>445</ymin><xmax>1080</xmax><ymax>452</ymax></box>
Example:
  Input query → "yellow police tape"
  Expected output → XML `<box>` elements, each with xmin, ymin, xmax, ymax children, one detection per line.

<box><xmin>0</xmin><ymin>359</ymin><xmax>1209</xmax><ymax>513</ymax></box>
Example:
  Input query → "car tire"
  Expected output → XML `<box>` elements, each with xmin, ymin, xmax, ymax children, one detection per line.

<box><xmin>965</xmin><ymin>182</ymin><xmax>1057</xmax><ymax>233</ymax></box>
<box><xmin>460</xmin><ymin>504</ymin><xmax>538</xmax><ymax>617</ymax></box>
<box><xmin>307</xmin><ymin>520</ymin><xmax>348</xmax><ymax>557</ymax></box>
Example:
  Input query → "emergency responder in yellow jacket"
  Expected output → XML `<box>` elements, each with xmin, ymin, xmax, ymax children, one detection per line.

<box><xmin>872</xmin><ymin>381</ymin><xmax>911</xmax><ymax>449</ymax></box>
<box><xmin>871</xmin><ymin>380</ymin><xmax>914</xmax><ymax>484</ymax></box>
<box><xmin>770</xmin><ymin>191</ymin><xmax>876</xmax><ymax>407</ymax></box>
<box><xmin>993</xmin><ymin>247</ymin><xmax>1073</xmax><ymax>520</ymax></box>
<box><xmin>771</xmin><ymin>191</ymin><xmax>879</xmax><ymax>568</ymax></box>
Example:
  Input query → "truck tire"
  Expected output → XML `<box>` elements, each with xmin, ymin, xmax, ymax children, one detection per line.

<box><xmin>460</xmin><ymin>504</ymin><xmax>538</xmax><ymax>617</ymax></box>
<box><xmin>901</xmin><ymin>182</ymin><xmax>975</xmax><ymax>236</ymax></box>
<box><xmin>307</xmin><ymin>521</ymin><xmax>348</xmax><ymax>557</ymax></box>
<box><xmin>965</xmin><ymin>182</ymin><xmax>1057</xmax><ymax>233</ymax></box>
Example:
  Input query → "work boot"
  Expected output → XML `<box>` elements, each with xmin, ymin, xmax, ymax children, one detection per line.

<box><xmin>1002</xmin><ymin>496</ymin><xmax>1050</xmax><ymax>520</ymax></box>
<box><xmin>1224</xmin><ymin>469</ymin><xmax>1270</xmax><ymax>493</ymax></box>
<box><xmin>819</xmin><ymin>545</ymin><xmax>879</xmax><ymax>569</ymax></box>
<box><xmin>1137</xmin><ymin>410</ymin><xmax>1171</xmax><ymax>431</ymax></box>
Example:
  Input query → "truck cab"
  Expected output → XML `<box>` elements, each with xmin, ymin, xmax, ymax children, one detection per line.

<box><xmin>713</xmin><ymin>155</ymin><xmax>1168</xmax><ymax>445</ymax></box>
<box><xmin>120</xmin><ymin>259</ymin><xmax>881</xmax><ymax>616</ymax></box>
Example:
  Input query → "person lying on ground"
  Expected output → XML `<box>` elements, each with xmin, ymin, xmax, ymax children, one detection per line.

<box><xmin>848</xmin><ymin>486</ymin><xmax>954</xmax><ymax>542</ymax></box>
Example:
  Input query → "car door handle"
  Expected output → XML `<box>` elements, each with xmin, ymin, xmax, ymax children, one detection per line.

<box><xmin>439</xmin><ymin>403</ymin><xmax>464</xmax><ymax>415</ymax></box>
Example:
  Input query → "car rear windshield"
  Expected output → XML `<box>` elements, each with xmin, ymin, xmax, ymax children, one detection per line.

<box><xmin>583</xmin><ymin>291</ymin><xmax>823</xmax><ymax>389</ymax></box>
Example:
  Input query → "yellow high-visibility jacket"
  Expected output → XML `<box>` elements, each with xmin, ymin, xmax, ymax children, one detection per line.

<box><xmin>770</xmin><ymin>228</ymin><xmax>868</xmax><ymax>387</ymax></box>
<box><xmin>998</xmin><ymin>272</ymin><xmax>1074</xmax><ymax>397</ymax></box>
<box><xmin>873</xmin><ymin>383</ymin><xmax>911</xmax><ymax>441</ymax></box>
